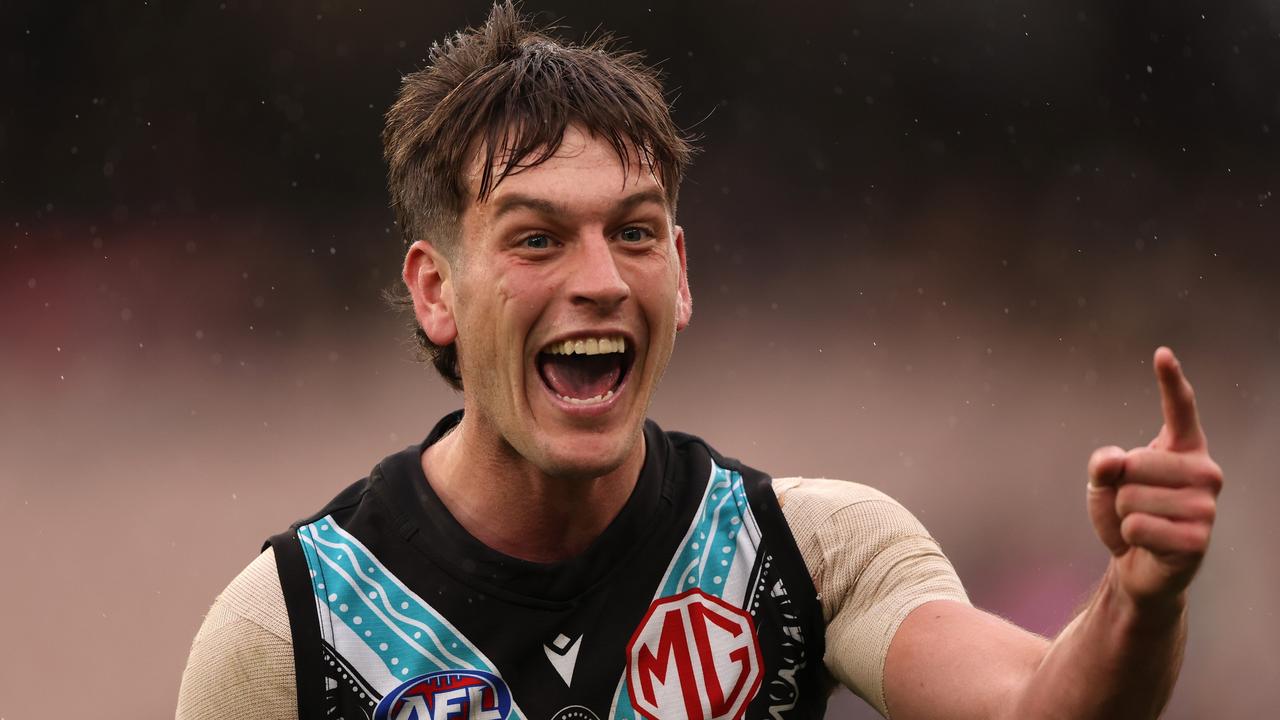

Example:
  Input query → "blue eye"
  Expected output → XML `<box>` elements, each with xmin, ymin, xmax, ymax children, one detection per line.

<box><xmin>619</xmin><ymin>227</ymin><xmax>649</xmax><ymax>242</ymax></box>
<box><xmin>523</xmin><ymin>234</ymin><xmax>551</xmax><ymax>249</ymax></box>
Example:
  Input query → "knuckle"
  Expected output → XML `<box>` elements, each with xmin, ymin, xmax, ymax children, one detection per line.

<box><xmin>1196</xmin><ymin>460</ymin><xmax>1225</xmax><ymax>492</ymax></box>
<box><xmin>1185</xmin><ymin>524</ymin><xmax>1212</xmax><ymax>553</ymax></box>
<box><xmin>1201</xmin><ymin>500</ymin><xmax>1217</xmax><ymax>525</ymax></box>
<box><xmin>1119</xmin><ymin>513</ymin><xmax>1146</xmax><ymax>540</ymax></box>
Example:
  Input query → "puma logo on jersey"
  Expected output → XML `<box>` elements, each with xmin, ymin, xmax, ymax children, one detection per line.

<box><xmin>544</xmin><ymin>632</ymin><xmax>583</xmax><ymax>685</ymax></box>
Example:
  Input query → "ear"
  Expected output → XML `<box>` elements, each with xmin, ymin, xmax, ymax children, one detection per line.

<box><xmin>403</xmin><ymin>240</ymin><xmax>458</xmax><ymax>346</ymax></box>
<box><xmin>674</xmin><ymin>225</ymin><xmax>693</xmax><ymax>331</ymax></box>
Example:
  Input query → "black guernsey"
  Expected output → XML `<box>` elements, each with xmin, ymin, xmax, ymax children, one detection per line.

<box><xmin>269</xmin><ymin>412</ymin><xmax>829</xmax><ymax>720</ymax></box>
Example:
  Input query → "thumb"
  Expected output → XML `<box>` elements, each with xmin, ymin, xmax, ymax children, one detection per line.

<box><xmin>1087</xmin><ymin>445</ymin><xmax>1128</xmax><ymax>556</ymax></box>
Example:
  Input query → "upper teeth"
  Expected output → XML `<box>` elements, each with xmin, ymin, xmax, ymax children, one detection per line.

<box><xmin>544</xmin><ymin>336</ymin><xmax>627</xmax><ymax>356</ymax></box>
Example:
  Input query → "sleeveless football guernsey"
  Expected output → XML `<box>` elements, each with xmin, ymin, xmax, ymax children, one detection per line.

<box><xmin>268</xmin><ymin>412</ymin><xmax>829</xmax><ymax>720</ymax></box>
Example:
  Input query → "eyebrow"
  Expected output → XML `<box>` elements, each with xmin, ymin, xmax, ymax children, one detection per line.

<box><xmin>491</xmin><ymin>189</ymin><xmax>668</xmax><ymax>220</ymax></box>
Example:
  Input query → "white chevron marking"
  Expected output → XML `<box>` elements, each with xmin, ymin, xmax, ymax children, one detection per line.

<box><xmin>544</xmin><ymin>633</ymin><xmax>582</xmax><ymax>686</ymax></box>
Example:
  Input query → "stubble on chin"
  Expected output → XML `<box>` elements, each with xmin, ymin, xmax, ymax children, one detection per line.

<box><xmin>531</xmin><ymin>425</ymin><xmax>644</xmax><ymax>483</ymax></box>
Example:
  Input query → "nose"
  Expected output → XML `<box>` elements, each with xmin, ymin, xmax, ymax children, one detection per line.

<box><xmin>568</xmin><ymin>233</ymin><xmax>630</xmax><ymax>311</ymax></box>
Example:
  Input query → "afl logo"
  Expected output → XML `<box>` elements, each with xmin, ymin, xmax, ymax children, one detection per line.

<box><xmin>626</xmin><ymin>589</ymin><xmax>763</xmax><ymax>720</ymax></box>
<box><xmin>373</xmin><ymin>670</ymin><xmax>512</xmax><ymax>720</ymax></box>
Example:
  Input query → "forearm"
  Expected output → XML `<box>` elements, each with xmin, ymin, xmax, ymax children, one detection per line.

<box><xmin>1007</xmin><ymin>563</ymin><xmax>1187</xmax><ymax>720</ymax></box>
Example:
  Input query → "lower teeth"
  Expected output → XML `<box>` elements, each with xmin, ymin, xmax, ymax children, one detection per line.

<box><xmin>558</xmin><ymin>389</ymin><xmax>615</xmax><ymax>405</ymax></box>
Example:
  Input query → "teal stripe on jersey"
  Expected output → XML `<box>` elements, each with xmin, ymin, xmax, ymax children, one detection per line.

<box><xmin>665</xmin><ymin>463</ymin><xmax>751</xmax><ymax>597</ymax></box>
<box><xmin>298</xmin><ymin>516</ymin><xmax>527</xmax><ymax>718</ymax></box>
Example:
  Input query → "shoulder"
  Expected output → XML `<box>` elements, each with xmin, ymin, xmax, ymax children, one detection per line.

<box><xmin>176</xmin><ymin>549</ymin><xmax>296</xmax><ymax>720</ymax></box>
<box><xmin>772</xmin><ymin>476</ymin><xmax>933</xmax><ymax>553</ymax></box>
<box><xmin>770</xmin><ymin>477</ymin><xmax>958</xmax><ymax>615</ymax></box>
<box><xmin>773</xmin><ymin>476</ymin><xmax>917</xmax><ymax>513</ymax></box>
<box><xmin>210</xmin><ymin>548</ymin><xmax>292</xmax><ymax>640</ymax></box>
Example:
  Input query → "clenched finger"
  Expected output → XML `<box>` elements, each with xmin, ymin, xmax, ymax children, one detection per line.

<box><xmin>1115</xmin><ymin>484</ymin><xmax>1216</xmax><ymax>522</ymax></box>
<box><xmin>1119</xmin><ymin>513</ymin><xmax>1212</xmax><ymax>556</ymax></box>
<box><xmin>1122</xmin><ymin>448</ymin><xmax>1223</xmax><ymax>492</ymax></box>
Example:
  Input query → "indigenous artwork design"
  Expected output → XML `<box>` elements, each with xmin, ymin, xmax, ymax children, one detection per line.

<box><xmin>297</xmin><ymin>517</ymin><xmax>528</xmax><ymax>720</ymax></box>
<box><xmin>289</xmin><ymin>453</ymin><xmax>817</xmax><ymax>720</ymax></box>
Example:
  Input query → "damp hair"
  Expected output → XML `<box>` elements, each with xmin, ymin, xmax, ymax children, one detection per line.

<box><xmin>382</xmin><ymin>1</ymin><xmax>697</xmax><ymax>389</ymax></box>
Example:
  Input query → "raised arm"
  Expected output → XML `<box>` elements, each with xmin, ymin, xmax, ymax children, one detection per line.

<box><xmin>881</xmin><ymin>347</ymin><xmax>1222</xmax><ymax>720</ymax></box>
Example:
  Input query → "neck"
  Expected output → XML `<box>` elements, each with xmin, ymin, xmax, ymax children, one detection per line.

<box><xmin>421</xmin><ymin>415</ymin><xmax>645</xmax><ymax>563</ymax></box>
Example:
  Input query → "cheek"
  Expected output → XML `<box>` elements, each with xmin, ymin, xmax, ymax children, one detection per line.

<box><xmin>628</xmin><ymin>260</ymin><xmax>681</xmax><ymax>322</ymax></box>
<box><xmin>494</xmin><ymin>275</ymin><xmax>528</xmax><ymax>317</ymax></box>
<box><xmin>491</xmin><ymin>272</ymin><xmax>549</xmax><ymax>349</ymax></box>
<box><xmin>493</xmin><ymin>273</ymin><xmax>521</xmax><ymax>304</ymax></box>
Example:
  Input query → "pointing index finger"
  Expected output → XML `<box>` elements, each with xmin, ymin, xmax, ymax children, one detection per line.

<box><xmin>1154</xmin><ymin>346</ymin><xmax>1206</xmax><ymax>451</ymax></box>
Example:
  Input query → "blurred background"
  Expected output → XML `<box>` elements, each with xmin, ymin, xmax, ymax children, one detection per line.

<box><xmin>3</xmin><ymin>0</ymin><xmax>1278</xmax><ymax>717</ymax></box>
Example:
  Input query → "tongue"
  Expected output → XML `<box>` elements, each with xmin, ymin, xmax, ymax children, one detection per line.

<box><xmin>539</xmin><ymin>353</ymin><xmax>623</xmax><ymax>400</ymax></box>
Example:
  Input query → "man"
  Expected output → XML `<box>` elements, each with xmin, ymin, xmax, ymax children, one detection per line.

<box><xmin>177</xmin><ymin>4</ymin><xmax>1222</xmax><ymax>719</ymax></box>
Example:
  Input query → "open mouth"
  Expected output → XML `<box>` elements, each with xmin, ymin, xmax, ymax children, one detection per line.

<box><xmin>536</xmin><ymin>335</ymin><xmax>634</xmax><ymax>405</ymax></box>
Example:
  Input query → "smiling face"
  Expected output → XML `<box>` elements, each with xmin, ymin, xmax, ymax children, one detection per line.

<box><xmin>405</xmin><ymin>125</ymin><xmax>692</xmax><ymax>481</ymax></box>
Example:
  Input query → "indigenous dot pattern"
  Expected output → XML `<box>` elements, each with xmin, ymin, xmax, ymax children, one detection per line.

<box><xmin>321</xmin><ymin>642</ymin><xmax>378</xmax><ymax>718</ymax></box>
<box><xmin>298</xmin><ymin>516</ymin><xmax>528</xmax><ymax>719</ymax></box>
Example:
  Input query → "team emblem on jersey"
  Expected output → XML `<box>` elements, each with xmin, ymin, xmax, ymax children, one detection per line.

<box><xmin>549</xmin><ymin>705</ymin><xmax>601</xmax><ymax>720</ymax></box>
<box><xmin>373</xmin><ymin>670</ymin><xmax>513</xmax><ymax>720</ymax></box>
<box><xmin>626</xmin><ymin>589</ymin><xmax>763</xmax><ymax>720</ymax></box>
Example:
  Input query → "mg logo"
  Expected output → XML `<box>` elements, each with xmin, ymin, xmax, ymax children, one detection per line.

<box><xmin>373</xmin><ymin>670</ymin><xmax>512</xmax><ymax>720</ymax></box>
<box><xmin>626</xmin><ymin>589</ymin><xmax>763</xmax><ymax>720</ymax></box>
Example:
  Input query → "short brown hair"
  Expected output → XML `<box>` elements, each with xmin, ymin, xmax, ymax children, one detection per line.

<box><xmin>383</xmin><ymin>1</ymin><xmax>697</xmax><ymax>389</ymax></box>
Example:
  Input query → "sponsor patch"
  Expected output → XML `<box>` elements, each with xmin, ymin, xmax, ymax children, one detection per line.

<box><xmin>626</xmin><ymin>589</ymin><xmax>763</xmax><ymax>720</ymax></box>
<box><xmin>373</xmin><ymin>670</ymin><xmax>513</xmax><ymax>720</ymax></box>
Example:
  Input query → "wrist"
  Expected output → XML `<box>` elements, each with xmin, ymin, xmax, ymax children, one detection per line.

<box><xmin>1100</xmin><ymin>562</ymin><xmax>1188</xmax><ymax>634</ymax></box>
